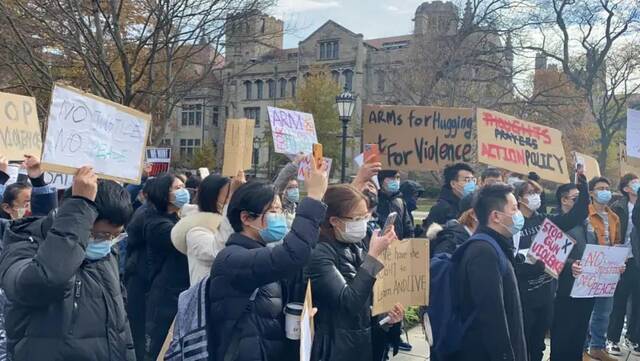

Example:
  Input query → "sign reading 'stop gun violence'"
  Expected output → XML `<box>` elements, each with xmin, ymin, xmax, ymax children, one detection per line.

<box><xmin>362</xmin><ymin>105</ymin><xmax>474</xmax><ymax>171</ymax></box>
<box><xmin>476</xmin><ymin>108</ymin><xmax>569</xmax><ymax>183</ymax></box>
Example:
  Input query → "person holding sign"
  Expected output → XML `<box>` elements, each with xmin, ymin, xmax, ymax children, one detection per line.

<box><xmin>377</xmin><ymin>170</ymin><xmax>414</xmax><ymax>240</ymax></box>
<box><xmin>305</xmin><ymin>184</ymin><xmax>403</xmax><ymax>361</ymax></box>
<box><xmin>0</xmin><ymin>167</ymin><xmax>135</xmax><ymax>361</ymax></box>
<box><xmin>207</xmin><ymin>158</ymin><xmax>328</xmax><ymax>361</ymax></box>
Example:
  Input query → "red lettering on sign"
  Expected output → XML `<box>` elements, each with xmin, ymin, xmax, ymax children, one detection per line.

<box><xmin>482</xmin><ymin>111</ymin><xmax>552</xmax><ymax>144</ymax></box>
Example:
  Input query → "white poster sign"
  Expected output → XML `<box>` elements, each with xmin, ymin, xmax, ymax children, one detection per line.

<box><xmin>626</xmin><ymin>108</ymin><xmax>640</xmax><ymax>158</ymax></box>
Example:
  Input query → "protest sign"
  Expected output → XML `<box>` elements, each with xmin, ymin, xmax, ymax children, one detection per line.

<box><xmin>477</xmin><ymin>108</ymin><xmax>569</xmax><ymax>183</ymax></box>
<box><xmin>44</xmin><ymin>171</ymin><xmax>74</xmax><ymax>189</ymax></box>
<box><xmin>0</xmin><ymin>92</ymin><xmax>42</xmax><ymax>161</ymax></box>
<box><xmin>146</xmin><ymin>147</ymin><xmax>172</xmax><ymax>176</ymax></box>
<box><xmin>198</xmin><ymin>167</ymin><xmax>210</xmax><ymax>179</ymax></box>
<box><xmin>300</xmin><ymin>280</ymin><xmax>314</xmax><ymax>361</ymax></box>
<box><xmin>571</xmin><ymin>245</ymin><xmax>628</xmax><ymax>298</ymax></box>
<box><xmin>525</xmin><ymin>218</ymin><xmax>575</xmax><ymax>279</ymax></box>
<box><xmin>297</xmin><ymin>156</ymin><xmax>332</xmax><ymax>181</ymax></box>
<box><xmin>42</xmin><ymin>84</ymin><xmax>150</xmax><ymax>184</ymax></box>
<box><xmin>5</xmin><ymin>165</ymin><xmax>19</xmax><ymax>185</ymax></box>
<box><xmin>626</xmin><ymin>108</ymin><xmax>640</xmax><ymax>158</ymax></box>
<box><xmin>362</xmin><ymin>105</ymin><xmax>474</xmax><ymax>171</ymax></box>
<box><xmin>618</xmin><ymin>142</ymin><xmax>640</xmax><ymax>177</ymax></box>
<box><xmin>267</xmin><ymin>106</ymin><xmax>317</xmax><ymax>155</ymax></box>
<box><xmin>573</xmin><ymin>151</ymin><xmax>600</xmax><ymax>182</ymax></box>
<box><xmin>373</xmin><ymin>238</ymin><xmax>429</xmax><ymax>315</ymax></box>
<box><xmin>222</xmin><ymin>118</ymin><xmax>255</xmax><ymax>176</ymax></box>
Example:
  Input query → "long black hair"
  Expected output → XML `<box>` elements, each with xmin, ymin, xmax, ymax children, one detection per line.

<box><xmin>227</xmin><ymin>181</ymin><xmax>276</xmax><ymax>232</ymax></box>
<box><xmin>197</xmin><ymin>175</ymin><xmax>230</xmax><ymax>214</ymax></box>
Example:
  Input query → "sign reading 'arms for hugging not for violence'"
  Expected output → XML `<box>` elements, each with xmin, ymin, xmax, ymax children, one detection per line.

<box><xmin>476</xmin><ymin>108</ymin><xmax>569</xmax><ymax>184</ymax></box>
<box><xmin>362</xmin><ymin>105</ymin><xmax>475</xmax><ymax>171</ymax></box>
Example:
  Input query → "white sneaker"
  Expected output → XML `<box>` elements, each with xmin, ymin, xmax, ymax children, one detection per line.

<box><xmin>606</xmin><ymin>341</ymin><xmax>623</xmax><ymax>356</ymax></box>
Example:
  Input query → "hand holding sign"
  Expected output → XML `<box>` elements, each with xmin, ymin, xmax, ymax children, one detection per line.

<box><xmin>525</xmin><ymin>219</ymin><xmax>574</xmax><ymax>278</ymax></box>
<box><xmin>304</xmin><ymin>156</ymin><xmax>328</xmax><ymax>201</ymax></box>
<box><xmin>73</xmin><ymin>166</ymin><xmax>98</xmax><ymax>202</ymax></box>
<box><xmin>23</xmin><ymin>155</ymin><xmax>43</xmax><ymax>179</ymax></box>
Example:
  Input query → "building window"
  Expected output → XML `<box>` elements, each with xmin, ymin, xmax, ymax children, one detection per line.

<box><xmin>179</xmin><ymin>138</ymin><xmax>201</xmax><ymax>158</ymax></box>
<box><xmin>267</xmin><ymin>79</ymin><xmax>275</xmax><ymax>99</ymax></box>
<box><xmin>377</xmin><ymin>71</ymin><xmax>385</xmax><ymax>92</ymax></box>
<box><xmin>319</xmin><ymin>40</ymin><xmax>339</xmax><ymax>60</ymax></box>
<box><xmin>255</xmin><ymin>80</ymin><xmax>264</xmax><ymax>99</ymax></box>
<box><xmin>244</xmin><ymin>107</ymin><xmax>261</xmax><ymax>128</ymax></box>
<box><xmin>181</xmin><ymin>103</ymin><xmax>203</xmax><ymax>127</ymax></box>
<box><xmin>343</xmin><ymin>69</ymin><xmax>354</xmax><ymax>91</ymax></box>
<box><xmin>279</xmin><ymin>78</ymin><xmax>287</xmax><ymax>98</ymax></box>
<box><xmin>290</xmin><ymin>78</ymin><xmax>297</xmax><ymax>98</ymax></box>
<box><xmin>160</xmin><ymin>139</ymin><xmax>171</xmax><ymax>147</ymax></box>
<box><xmin>244</xmin><ymin>81</ymin><xmax>252</xmax><ymax>99</ymax></box>
<box><xmin>212</xmin><ymin>106</ymin><xmax>219</xmax><ymax>127</ymax></box>
<box><xmin>331</xmin><ymin>70</ymin><xmax>340</xmax><ymax>84</ymax></box>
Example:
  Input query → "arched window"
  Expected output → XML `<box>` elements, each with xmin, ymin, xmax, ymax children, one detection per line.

<box><xmin>279</xmin><ymin>78</ymin><xmax>287</xmax><ymax>98</ymax></box>
<box><xmin>255</xmin><ymin>80</ymin><xmax>264</xmax><ymax>99</ymax></box>
<box><xmin>290</xmin><ymin>77</ymin><xmax>297</xmax><ymax>98</ymax></box>
<box><xmin>244</xmin><ymin>80</ymin><xmax>252</xmax><ymax>99</ymax></box>
<box><xmin>343</xmin><ymin>69</ymin><xmax>354</xmax><ymax>91</ymax></box>
<box><xmin>267</xmin><ymin>79</ymin><xmax>275</xmax><ymax>98</ymax></box>
<box><xmin>331</xmin><ymin>70</ymin><xmax>340</xmax><ymax>84</ymax></box>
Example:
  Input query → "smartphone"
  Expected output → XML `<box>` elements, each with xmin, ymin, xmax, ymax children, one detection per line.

<box><xmin>364</xmin><ymin>144</ymin><xmax>380</xmax><ymax>164</ymax></box>
<box><xmin>312</xmin><ymin>143</ymin><xmax>323</xmax><ymax>169</ymax></box>
<box><xmin>382</xmin><ymin>212</ymin><xmax>398</xmax><ymax>235</ymax></box>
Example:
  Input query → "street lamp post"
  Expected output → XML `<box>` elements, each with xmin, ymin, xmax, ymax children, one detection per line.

<box><xmin>335</xmin><ymin>86</ymin><xmax>356</xmax><ymax>183</ymax></box>
<box><xmin>253</xmin><ymin>136</ymin><xmax>260</xmax><ymax>178</ymax></box>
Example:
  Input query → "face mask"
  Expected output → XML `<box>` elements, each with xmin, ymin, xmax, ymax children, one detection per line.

<box><xmin>85</xmin><ymin>239</ymin><xmax>113</xmax><ymax>260</ymax></box>
<box><xmin>499</xmin><ymin>211</ymin><xmax>525</xmax><ymax>236</ymax></box>
<box><xmin>286</xmin><ymin>188</ymin><xmax>300</xmax><ymax>203</ymax></box>
<box><xmin>256</xmin><ymin>213</ymin><xmax>288</xmax><ymax>243</ymax></box>
<box><xmin>336</xmin><ymin>219</ymin><xmax>368</xmax><ymax>243</ymax></box>
<box><xmin>631</xmin><ymin>182</ymin><xmax>640</xmax><ymax>195</ymax></box>
<box><xmin>14</xmin><ymin>207</ymin><xmax>29</xmax><ymax>219</ymax></box>
<box><xmin>172</xmin><ymin>188</ymin><xmax>191</xmax><ymax>208</ymax></box>
<box><xmin>463</xmin><ymin>181</ymin><xmax>476</xmax><ymax>197</ymax></box>
<box><xmin>385</xmin><ymin>180</ymin><xmax>400</xmax><ymax>193</ymax></box>
<box><xmin>525</xmin><ymin>194</ymin><xmax>541</xmax><ymax>211</ymax></box>
<box><xmin>595</xmin><ymin>190</ymin><xmax>612</xmax><ymax>204</ymax></box>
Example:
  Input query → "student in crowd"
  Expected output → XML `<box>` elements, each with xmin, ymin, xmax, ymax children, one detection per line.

<box><xmin>171</xmin><ymin>174</ymin><xmax>239</xmax><ymax>285</ymax></box>
<box><xmin>185</xmin><ymin>171</ymin><xmax>201</xmax><ymax>189</ymax></box>
<box><xmin>126</xmin><ymin>163</ymin><xmax>152</xmax><ymax>210</ymax></box>
<box><xmin>0</xmin><ymin>167</ymin><xmax>135</xmax><ymax>360</ymax></box>
<box><xmin>0</xmin><ymin>155</ymin><xmax>58</xmax><ymax>219</ymax></box>
<box><xmin>423</xmin><ymin>163</ymin><xmax>475</xmax><ymax>230</ymax></box>
<box><xmin>274</xmin><ymin>154</ymin><xmax>306</xmax><ymax>227</ymax></box>
<box><xmin>527</xmin><ymin>172</ymin><xmax>547</xmax><ymax>212</ymax></box>
<box><xmin>377</xmin><ymin>170</ymin><xmax>414</xmax><ymax>239</ymax></box>
<box><xmin>143</xmin><ymin>173</ymin><xmax>191</xmax><ymax>360</ymax></box>
<box><xmin>608</xmin><ymin>173</ymin><xmax>640</xmax><ymax>356</ymax></box>
<box><xmin>427</xmin><ymin>195</ymin><xmax>477</xmax><ymax>256</ymax></box>
<box><xmin>550</xmin><ymin>177</ymin><xmax>598</xmax><ymax>361</ymax></box>
<box><xmin>207</xmin><ymin>159</ymin><xmax>328</xmax><ymax>361</ymax></box>
<box><xmin>584</xmin><ymin>176</ymin><xmax>621</xmax><ymax>361</ymax></box>
<box><xmin>305</xmin><ymin>184</ymin><xmax>403</xmax><ymax>361</ymax></box>
<box><xmin>480</xmin><ymin>167</ymin><xmax>503</xmax><ymax>186</ymax></box>
<box><xmin>124</xmin><ymin>177</ymin><xmax>155</xmax><ymax>361</ymax></box>
<box><xmin>400</xmin><ymin>180</ymin><xmax>424</xmax><ymax>221</ymax></box>
<box><xmin>452</xmin><ymin>183</ymin><xmax>527</xmax><ymax>361</ymax></box>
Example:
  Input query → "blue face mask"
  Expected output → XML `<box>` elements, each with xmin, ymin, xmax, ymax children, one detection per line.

<box><xmin>258</xmin><ymin>213</ymin><xmax>289</xmax><ymax>243</ymax></box>
<box><xmin>595</xmin><ymin>190</ymin><xmax>612</xmax><ymax>204</ymax></box>
<box><xmin>172</xmin><ymin>188</ymin><xmax>191</xmax><ymax>208</ymax></box>
<box><xmin>285</xmin><ymin>188</ymin><xmax>300</xmax><ymax>203</ymax></box>
<box><xmin>385</xmin><ymin>179</ymin><xmax>400</xmax><ymax>193</ymax></box>
<box><xmin>463</xmin><ymin>181</ymin><xmax>477</xmax><ymax>196</ymax></box>
<box><xmin>500</xmin><ymin>211</ymin><xmax>525</xmax><ymax>236</ymax></box>
<box><xmin>85</xmin><ymin>239</ymin><xmax>113</xmax><ymax>260</ymax></box>
<box><xmin>631</xmin><ymin>182</ymin><xmax>640</xmax><ymax>195</ymax></box>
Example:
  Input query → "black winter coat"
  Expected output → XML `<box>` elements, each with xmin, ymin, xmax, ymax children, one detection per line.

<box><xmin>430</xmin><ymin>220</ymin><xmax>472</xmax><ymax>256</ymax></box>
<box><xmin>124</xmin><ymin>202</ymin><xmax>149</xmax><ymax>285</ymax></box>
<box><xmin>304</xmin><ymin>236</ymin><xmax>384</xmax><ymax>361</ymax></box>
<box><xmin>207</xmin><ymin>198</ymin><xmax>326</xmax><ymax>361</ymax></box>
<box><xmin>423</xmin><ymin>187</ymin><xmax>460</xmax><ymax>230</ymax></box>
<box><xmin>377</xmin><ymin>191</ymin><xmax>414</xmax><ymax>239</ymax></box>
<box><xmin>0</xmin><ymin>197</ymin><xmax>135</xmax><ymax>361</ymax></box>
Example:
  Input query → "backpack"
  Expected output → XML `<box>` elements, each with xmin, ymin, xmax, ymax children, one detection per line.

<box><xmin>426</xmin><ymin>233</ymin><xmax>509</xmax><ymax>357</ymax></box>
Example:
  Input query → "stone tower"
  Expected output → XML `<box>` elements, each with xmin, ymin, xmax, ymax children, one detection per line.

<box><xmin>225</xmin><ymin>11</ymin><xmax>284</xmax><ymax>63</ymax></box>
<box><xmin>413</xmin><ymin>1</ymin><xmax>459</xmax><ymax>37</ymax></box>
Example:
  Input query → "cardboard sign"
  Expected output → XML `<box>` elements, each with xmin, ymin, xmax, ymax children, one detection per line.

<box><xmin>477</xmin><ymin>108</ymin><xmax>569</xmax><ymax>183</ymax></box>
<box><xmin>0</xmin><ymin>92</ymin><xmax>42</xmax><ymax>161</ymax></box>
<box><xmin>618</xmin><ymin>142</ymin><xmax>640</xmax><ymax>177</ymax></box>
<box><xmin>267</xmin><ymin>107</ymin><xmax>317</xmax><ymax>155</ymax></box>
<box><xmin>297</xmin><ymin>156</ymin><xmax>332</xmax><ymax>181</ymax></box>
<box><xmin>362</xmin><ymin>105</ymin><xmax>474</xmax><ymax>171</ymax></box>
<box><xmin>573</xmin><ymin>151</ymin><xmax>600</xmax><ymax>181</ymax></box>
<box><xmin>626</xmin><ymin>108</ymin><xmax>640</xmax><ymax>158</ymax></box>
<box><xmin>42</xmin><ymin>84</ymin><xmax>151</xmax><ymax>184</ymax></box>
<box><xmin>525</xmin><ymin>218</ymin><xmax>575</xmax><ymax>279</ymax></box>
<box><xmin>146</xmin><ymin>147</ymin><xmax>171</xmax><ymax>176</ymax></box>
<box><xmin>222</xmin><ymin>118</ymin><xmax>254</xmax><ymax>176</ymax></box>
<box><xmin>300</xmin><ymin>280</ymin><xmax>314</xmax><ymax>361</ymax></box>
<box><xmin>373</xmin><ymin>238</ymin><xmax>429</xmax><ymax>315</ymax></box>
<box><xmin>571</xmin><ymin>245</ymin><xmax>628</xmax><ymax>298</ymax></box>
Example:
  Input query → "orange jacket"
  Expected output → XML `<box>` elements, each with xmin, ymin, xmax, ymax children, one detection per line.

<box><xmin>588</xmin><ymin>204</ymin><xmax>621</xmax><ymax>246</ymax></box>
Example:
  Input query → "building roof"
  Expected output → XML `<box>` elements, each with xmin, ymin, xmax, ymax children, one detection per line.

<box><xmin>364</xmin><ymin>35</ymin><xmax>412</xmax><ymax>50</ymax></box>
<box><xmin>300</xmin><ymin>20</ymin><xmax>361</xmax><ymax>43</ymax></box>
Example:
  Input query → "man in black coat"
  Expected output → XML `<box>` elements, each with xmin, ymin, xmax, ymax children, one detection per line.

<box><xmin>377</xmin><ymin>170</ymin><xmax>414</xmax><ymax>240</ymax></box>
<box><xmin>0</xmin><ymin>167</ymin><xmax>135</xmax><ymax>361</ymax></box>
<box><xmin>423</xmin><ymin>163</ymin><xmax>475</xmax><ymax>230</ymax></box>
<box><xmin>453</xmin><ymin>183</ymin><xmax>527</xmax><ymax>361</ymax></box>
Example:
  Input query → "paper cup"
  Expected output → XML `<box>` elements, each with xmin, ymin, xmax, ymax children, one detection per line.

<box><xmin>284</xmin><ymin>302</ymin><xmax>303</xmax><ymax>340</ymax></box>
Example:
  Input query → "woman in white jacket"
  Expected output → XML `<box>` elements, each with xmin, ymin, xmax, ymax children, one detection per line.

<box><xmin>171</xmin><ymin>173</ymin><xmax>243</xmax><ymax>284</ymax></box>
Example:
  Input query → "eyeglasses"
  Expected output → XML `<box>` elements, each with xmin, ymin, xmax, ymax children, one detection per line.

<box><xmin>342</xmin><ymin>215</ymin><xmax>371</xmax><ymax>222</ymax></box>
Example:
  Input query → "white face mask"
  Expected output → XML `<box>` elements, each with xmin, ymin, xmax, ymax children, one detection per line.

<box><xmin>525</xmin><ymin>194</ymin><xmax>542</xmax><ymax>211</ymax></box>
<box><xmin>336</xmin><ymin>219</ymin><xmax>368</xmax><ymax>243</ymax></box>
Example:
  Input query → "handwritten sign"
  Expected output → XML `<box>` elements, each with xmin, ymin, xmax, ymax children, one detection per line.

<box><xmin>573</xmin><ymin>151</ymin><xmax>600</xmax><ymax>181</ymax></box>
<box><xmin>146</xmin><ymin>147</ymin><xmax>172</xmax><ymax>176</ymax></box>
<box><xmin>222</xmin><ymin>118</ymin><xmax>254</xmax><ymax>176</ymax></box>
<box><xmin>571</xmin><ymin>245</ymin><xmax>628</xmax><ymax>298</ymax></box>
<box><xmin>627</xmin><ymin>108</ymin><xmax>640</xmax><ymax>158</ymax></box>
<box><xmin>300</xmin><ymin>280</ymin><xmax>314</xmax><ymax>361</ymax></box>
<box><xmin>267</xmin><ymin>107</ymin><xmax>317</xmax><ymax>155</ymax></box>
<box><xmin>0</xmin><ymin>92</ymin><xmax>42</xmax><ymax>161</ymax></box>
<box><xmin>297</xmin><ymin>156</ymin><xmax>332</xmax><ymax>181</ymax></box>
<box><xmin>373</xmin><ymin>238</ymin><xmax>429</xmax><ymax>315</ymax></box>
<box><xmin>362</xmin><ymin>105</ymin><xmax>474</xmax><ymax>171</ymax></box>
<box><xmin>477</xmin><ymin>108</ymin><xmax>569</xmax><ymax>184</ymax></box>
<box><xmin>525</xmin><ymin>218</ymin><xmax>575</xmax><ymax>279</ymax></box>
<box><xmin>42</xmin><ymin>84</ymin><xmax>150</xmax><ymax>184</ymax></box>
